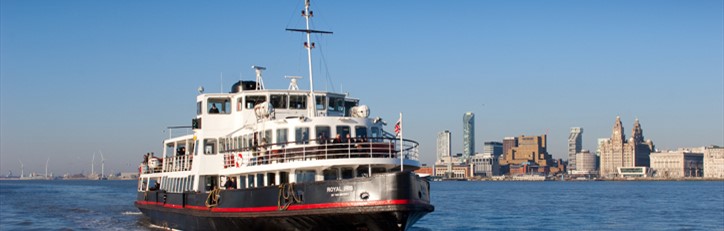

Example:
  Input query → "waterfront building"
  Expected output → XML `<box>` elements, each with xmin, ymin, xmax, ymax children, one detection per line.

<box><xmin>703</xmin><ymin>146</ymin><xmax>724</xmax><ymax>178</ymax></box>
<box><xmin>463</xmin><ymin>112</ymin><xmax>475</xmax><ymax>160</ymax></box>
<box><xmin>500</xmin><ymin>134</ymin><xmax>553</xmax><ymax>174</ymax></box>
<box><xmin>471</xmin><ymin>153</ymin><xmax>499</xmax><ymax>177</ymax></box>
<box><xmin>433</xmin><ymin>164</ymin><xmax>471</xmax><ymax>179</ymax></box>
<box><xmin>483</xmin><ymin>141</ymin><xmax>503</xmax><ymax>158</ymax></box>
<box><xmin>650</xmin><ymin>150</ymin><xmax>703</xmax><ymax>178</ymax></box>
<box><xmin>617</xmin><ymin>167</ymin><xmax>648</xmax><ymax>177</ymax></box>
<box><xmin>502</xmin><ymin>137</ymin><xmax>518</xmax><ymax>159</ymax></box>
<box><xmin>568</xmin><ymin>127</ymin><xmax>583</xmax><ymax>172</ymax></box>
<box><xmin>599</xmin><ymin>117</ymin><xmax>655</xmax><ymax>178</ymax></box>
<box><xmin>571</xmin><ymin>150</ymin><xmax>597</xmax><ymax>175</ymax></box>
<box><xmin>436</xmin><ymin>130</ymin><xmax>451</xmax><ymax>161</ymax></box>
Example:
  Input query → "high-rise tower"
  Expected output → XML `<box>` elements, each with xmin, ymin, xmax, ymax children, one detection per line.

<box><xmin>463</xmin><ymin>112</ymin><xmax>475</xmax><ymax>160</ymax></box>
<box><xmin>568</xmin><ymin>127</ymin><xmax>583</xmax><ymax>172</ymax></box>
<box><xmin>437</xmin><ymin>130</ymin><xmax>451</xmax><ymax>160</ymax></box>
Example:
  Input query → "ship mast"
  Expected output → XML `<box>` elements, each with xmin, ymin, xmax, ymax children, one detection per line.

<box><xmin>286</xmin><ymin>0</ymin><xmax>332</xmax><ymax>117</ymax></box>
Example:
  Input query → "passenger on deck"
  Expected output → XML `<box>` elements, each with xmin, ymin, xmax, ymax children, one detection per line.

<box><xmin>317</xmin><ymin>132</ymin><xmax>327</xmax><ymax>144</ymax></box>
<box><xmin>209</xmin><ymin>104</ymin><xmax>220</xmax><ymax>114</ymax></box>
<box><xmin>224</xmin><ymin>177</ymin><xmax>237</xmax><ymax>190</ymax></box>
<box><xmin>333</xmin><ymin>134</ymin><xmax>342</xmax><ymax>143</ymax></box>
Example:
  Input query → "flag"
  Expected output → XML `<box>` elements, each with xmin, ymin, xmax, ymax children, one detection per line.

<box><xmin>394</xmin><ymin>118</ymin><xmax>401</xmax><ymax>137</ymax></box>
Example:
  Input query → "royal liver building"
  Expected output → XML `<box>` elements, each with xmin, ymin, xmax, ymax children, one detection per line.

<box><xmin>599</xmin><ymin>116</ymin><xmax>655</xmax><ymax>177</ymax></box>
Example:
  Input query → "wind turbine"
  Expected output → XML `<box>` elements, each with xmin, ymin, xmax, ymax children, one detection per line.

<box><xmin>100</xmin><ymin>150</ymin><xmax>105</xmax><ymax>180</ymax></box>
<box><xmin>18</xmin><ymin>160</ymin><xmax>24</xmax><ymax>178</ymax></box>
<box><xmin>45</xmin><ymin>158</ymin><xmax>49</xmax><ymax>179</ymax></box>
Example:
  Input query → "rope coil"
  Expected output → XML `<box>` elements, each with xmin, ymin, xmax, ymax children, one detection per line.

<box><xmin>205</xmin><ymin>188</ymin><xmax>221</xmax><ymax>208</ymax></box>
<box><xmin>277</xmin><ymin>183</ymin><xmax>302</xmax><ymax>210</ymax></box>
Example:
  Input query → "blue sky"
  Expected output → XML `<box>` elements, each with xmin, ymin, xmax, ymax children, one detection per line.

<box><xmin>1</xmin><ymin>0</ymin><xmax>722</xmax><ymax>175</ymax></box>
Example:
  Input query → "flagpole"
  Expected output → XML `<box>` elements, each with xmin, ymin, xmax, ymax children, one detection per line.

<box><xmin>399</xmin><ymin>112</ymin><xmax>403</xmax><ymax>172</ymax></box>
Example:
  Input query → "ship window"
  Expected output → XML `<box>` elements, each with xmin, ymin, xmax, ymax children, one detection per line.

<box><xmin>208</xmin><ymin>98</ymin><xmax>231</xmax><ymax>114</ymax></box>
<box><xmin>279</xmin><ymin>172</ymin><xmax>289</xmax><ymax>184</ymax></box>
<box><xmin>204</xmin><ymin>139</ymin><xmax>217</xmax><ymax>155</ymax></box>
<box><xmin>315</xmin><ymin>96</ymin><xmax>326</xmax><ymax>110</ymax></box>
<box><xmin>296</xmin><ymin>170</ymin><xmax>316</xmax><ymax>183</ymax></box>
<box><xmin>264</xmin><ymin>130</ymin><xmax>272</xmax><ymax>144</ymax></box>
<box><xmin>328</xmin><ymin>97</ymin><xmax>345</xmax><ymax>112</ymax></box>
<box><xmin>336</xmin><ymin>126</ymin><xmax>351</xmax><ymax>142</ymax></box>
<box><xmin>219</xmin><ymin>139</ymin><xmax>227</xmax><ymax>153</ymax></box>
<box><xmin>295</xmin><ymin>127</ymin><xmax>310</xmax><ymax>144</ymax></box>
<box><xmin>355</xmin><ymin>126</ymin><xmax>368</xmax><ymax>140</ymax></box>
<box><xmin>341</xmin><ymin>168</ymin><xmax>354</xmax><ymax>179</ymax></box>
<box><xmin>323</xmin><ymin>169</ymin><xmax>338</xmax><ymax>180</ymax></box>
<box><xmin>276</xmin><ymin>128</ymin><xmax>288</xmax><ymax>145</ymax></box>
<box><xmin>371</xmin><ymin>127</ymin><xmax>381</xmax><ymax>142</ymax></box>
<box><xmin>236</xmin><ymin>97</ymin><xmax>243</xmax><ymax>111</ymax></box>
<box><xmin>315</xmin><ymin>126</ymin><xmax>330</xmax><ymax>144</ymax></box>
<box><xmin>247</xmin><ymin>175</ymin><xmax>255</xmax><ymax>188</ymax></box>
<box><xmin>256</xmin><ymin>173</ymin><xmax>264</xmax><ymax>187</ymax></box>
<box><xmin>197</xmin><ymin>102</ymin><xmax>202</xmax><ymax>115</ymax></box>
<box><xmin>194</xmin><ymin>140</ymin><xmax>199</xmax><ymax>156</ymax></box>
<box><xmin>238</xmin><ymin>176</ymin><xmax>246</xmax><ymax>189</ymax></box>
<box><xmin>245</xmin><ymin>95</ymin><xmax>267</xmax><ymax>109</ymax></box>
<box><xmin>270</xmin><ymin>94</ymin><xmax>288</xmax><ymax>109</ymax></box>
<box><xmin>267</xmin><ymin>173</ymin><xmax>276</xmax><ymax>186</ymax></box>
<box><xmin>289</xmin><ymin>95</ymin><xmax>307</xmax><ymax>109</ymax></box>
<box><xmin>187</xmin><ymin>175</ymin><xmax>194</xmax><ymax>191</ymax></box>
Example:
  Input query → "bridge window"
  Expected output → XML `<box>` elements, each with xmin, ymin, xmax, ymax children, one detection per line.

<box><xmin>315</xmin><ymin>126</ymin><xmax>330</xmax><ymax>144</ymax></box>
<box><xmin>289</xmin><ymin>95</ymin><xmax>307</xmax><ymax>109</ymax></box>
<box><xmin>276</xmin><ymin>128</ymin><xmax>288</xmax><ymax>145</ymax></box>
<box><xmin>295</xmin><ymin>127</ymin><xmax>310</xmax><ymax>144</ymax></box>
<box><xmin>204</xmin><ymin>139</ymin><xmax>217</xmax><ymax>155</ymax></box>
<box><xmin>337</xmin><ymin>126</ymin><xmax>351</xmax><ymax>142</ymax></box>
<box><xmin>355</xmin><ymin>126</ymin><xmax>368</xmax><ymax>140</ymax></box>
<box><xmin>328</xmin><ymin>97</ymin><xmax>344</xmax><ymax>112</ymax></box>
<box><xmin>270</xmin><ymin>94</ymin><xmax>288</xmax><ymax>109</ymax></box>
<box><xmin>208</xmin><ymin>98</ymin><xmax>231</xmax><ymax>114</ymax></box>
<box><xmin>245</xmin><ymin>95</ymin><xmax>267</xmax><ymax>109</ymax></box>
<box><xmin>236</xmin><ymin>97</ymin><xmax>243</xmax><ymax>111</ymax></box>
<box><xmin>315</xmin><ymin>96</ymin><xmax>326</xmax><ymax>110</ymax></box>
<box><xmin>197</xmin><ymin>102</ymin><xmax>202</xmax><ymax>115</ymax></box>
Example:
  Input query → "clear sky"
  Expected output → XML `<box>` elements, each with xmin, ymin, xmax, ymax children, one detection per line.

<box><xmin>1</xmin><ymin>0</ymin><xmax>722</xmax><ymax>175</ymax></box>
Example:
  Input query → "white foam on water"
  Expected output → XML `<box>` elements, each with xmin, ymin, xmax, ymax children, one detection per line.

<box><xmin>148</xmin><ymin>223</ymin><xmax>182</xmax><ymax>231</ymax></box>
<box><xmin>121</xmin><ymin>211</ymin><xmax>142</xmax><ymax>215</ymax></box>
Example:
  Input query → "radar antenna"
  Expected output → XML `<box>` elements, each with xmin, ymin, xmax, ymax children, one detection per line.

<box><xmin>251</xmin><ymin>66</ymin><xmax>266</xmax><ymax>90</ymax></box>
<box><xmin>286</xmin><ymin>0</ymin><xmax>333</xmax><ymax>117</ymax></box>
<box><xmin>285</xmin><ymin>76</ymin><xmax>302</xmax><ymax>90</ymax></box>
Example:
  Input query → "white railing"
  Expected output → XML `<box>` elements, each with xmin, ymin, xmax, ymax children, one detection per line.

<box><xmin>140</xmin><ymin>155</ymin><xmax>193</xmax><ymax>174</ymax></box>
<box><xmin>222</xmin><ymin>137</ymin><xmax>419</xmax><ymax>168</ymax></box>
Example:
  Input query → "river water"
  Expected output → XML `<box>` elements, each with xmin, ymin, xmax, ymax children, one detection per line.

<box><xmin>1</xmin><ymin>180</ymin><xmax>722</xmax><ymax>230</ymax></box>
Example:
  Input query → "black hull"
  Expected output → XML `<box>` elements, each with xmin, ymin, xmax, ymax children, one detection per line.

<box><xmin>135</xmin><ymin>172</ymin><xmax>433</xmax><ymax>231</ymax></box>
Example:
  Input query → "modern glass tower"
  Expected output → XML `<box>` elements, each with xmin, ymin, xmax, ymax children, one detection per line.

<box><xmin>437</xmin><ymin>130</ymin><xmax>451</xmax><ymax>160</ymax></box>
<box><xmin>463</xmin><ymin>112</ymin><xmax>475</xmax><ymax>160</ymax></box>
<box><xmin>568</xmin><ymin>127</ymin><xmax>583</xmax><ymax>172</ymax></box>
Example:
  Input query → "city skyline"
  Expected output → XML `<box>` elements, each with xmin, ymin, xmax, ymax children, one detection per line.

<box><xmin>2</xmin><ymin>0</ymin><xmax>723</xmax><ymax>174</ymax></box>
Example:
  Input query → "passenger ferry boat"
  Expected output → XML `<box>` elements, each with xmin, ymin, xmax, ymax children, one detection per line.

<box><xmin>134</xmin><ymin>1</ymin><xmax>434</xmax><ymax>230</ymax></box>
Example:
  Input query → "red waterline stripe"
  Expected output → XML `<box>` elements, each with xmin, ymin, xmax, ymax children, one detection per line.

<box><xmin>136</xmin><ymin>199</ymin><xmax>415</xmax><ymax>213</ymax></box>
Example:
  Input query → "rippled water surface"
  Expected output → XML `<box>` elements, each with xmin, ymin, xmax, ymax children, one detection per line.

<box><xmin>1</xmin><ymin>180</ymin><xmax>722</xmax><ymax>230</ymax></box>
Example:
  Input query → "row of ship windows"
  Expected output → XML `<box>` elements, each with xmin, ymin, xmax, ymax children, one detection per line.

<box><xmin>168</xmin><ymin>125</ymin><xmax>384</xmax><ymax>155</ymax></box>
<box><xmin>198</xmin><ymin>95</ymin><xmax>352</xmax><ymax>115</ymax></box>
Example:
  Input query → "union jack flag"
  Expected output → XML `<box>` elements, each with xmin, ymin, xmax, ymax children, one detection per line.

<box><xmin>394</xmin><ymin>118</ymin><xmax>401</xmax><ymax>137</ymax></box>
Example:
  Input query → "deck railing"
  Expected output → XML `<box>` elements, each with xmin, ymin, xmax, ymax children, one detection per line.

<box><xmin>140</xmin><ymin>155</ymin><xmax>193</xmax><ymax>174</ymax></box>
<box><xmin>222</xmin><ymin>137</ymin><xmax>419</xmax><ymax>168</ymax></box>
